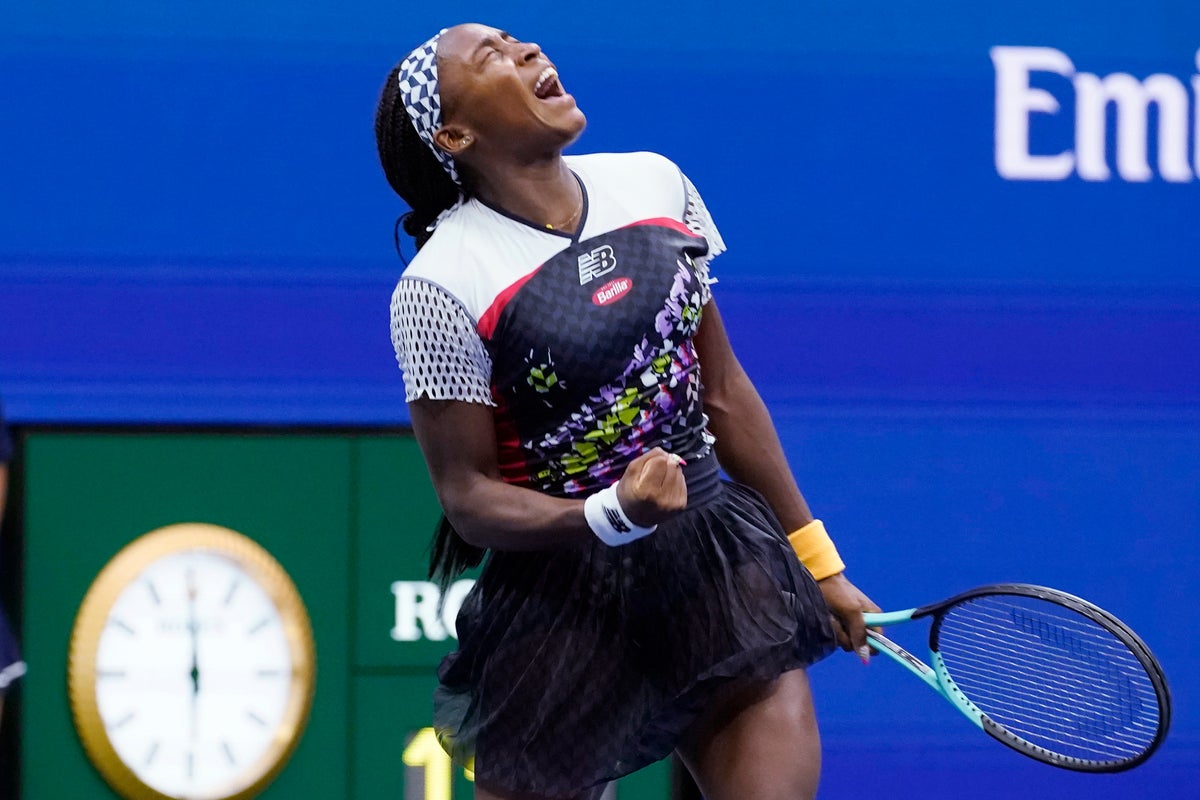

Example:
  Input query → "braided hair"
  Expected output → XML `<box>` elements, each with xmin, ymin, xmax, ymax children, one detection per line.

<box><xmin>376</xmin><ymin>61</ymin><xmax>486</xmax><ymax>584</ymax></box>
<box><xmin>374</xmin><ymin>64</ymin><xmax>462</xmax><ymax>251</ymax></box>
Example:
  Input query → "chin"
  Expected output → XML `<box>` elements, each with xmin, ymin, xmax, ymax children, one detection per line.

<box><xmin>561</xmin><ymin>107</ymin><xmax>587</xmax><ymax>141</ymax></box>
<box><xmin>567</xmin><ymin>111</ymin><xmax>587</xmax><ymax>140</ymax></box>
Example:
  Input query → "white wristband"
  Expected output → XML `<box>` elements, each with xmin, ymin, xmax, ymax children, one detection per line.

<box><xmin>583</xmin><ymin>484</ymin><xmax>657</xmax><ymax>546</ymax></box>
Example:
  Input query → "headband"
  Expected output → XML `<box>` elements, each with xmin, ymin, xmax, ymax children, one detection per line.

<box><xmin>397</xmin><ymin>29</ymin><xmax>461</xmax><ymax>186</ymax></box>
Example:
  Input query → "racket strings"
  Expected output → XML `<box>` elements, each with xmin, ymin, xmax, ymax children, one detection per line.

<box><xmin>936</xmin><ymin>595</ymin><xmax>1159</xmax><ymax>762</ymax></box>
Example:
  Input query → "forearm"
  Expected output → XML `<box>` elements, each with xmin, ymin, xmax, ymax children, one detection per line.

<box><xmin>705</xmin><ymin>368</ymin><xmax>813</xmax><ymax>532</ymax></box>
<box><xmin>409</xmin><ymin>397</ymin><xmax>683</xmax><ymax>551</ymax></box>
<box><xmin>437</xmin><ymin>471</ymin><xmax>593</xmax><ymax>550</ymax></box>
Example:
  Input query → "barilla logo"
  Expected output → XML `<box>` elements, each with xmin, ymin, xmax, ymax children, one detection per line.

<box><xmin>592</xmin><ymin>277</ymin><xmax>632</xmax><ymax>306</ymax></box>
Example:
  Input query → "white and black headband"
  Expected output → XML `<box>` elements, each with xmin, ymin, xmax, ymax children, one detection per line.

<box><xmin>396</xmin><ymin>29</ymin><xmax>461</xmax><ymax>186</ymax></box>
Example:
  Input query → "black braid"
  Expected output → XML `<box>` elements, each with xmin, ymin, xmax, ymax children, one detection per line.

<box><xmin>376</xmin><ymin>61</ymin><xmax>486</xmax><ymax>585</ymax></box>
<box><xmin>374</xmin><ymin>64</ymin><xmax>461</xmax><ymax>251</ymax></box>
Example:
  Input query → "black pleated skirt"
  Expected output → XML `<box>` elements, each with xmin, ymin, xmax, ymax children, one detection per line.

<box><xmin>433</xmin><ymin>456</ymin><xmax>836</xmax><ymax>798</ymax></box>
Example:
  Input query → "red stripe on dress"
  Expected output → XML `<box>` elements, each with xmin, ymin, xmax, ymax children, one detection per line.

<box><xmin>618</xmin><ymin>217</ymin><xmax>703</xmax><ymax>237</ymax></box>
<box><xmin>490</xmin><ymin>391</ymin><xmax>530</xmax><ymax>485</ymax></box>
<box><xmin>477</xmin><ymin>267</ymin><xmax>541</xmax><ymax>339</ymax></box>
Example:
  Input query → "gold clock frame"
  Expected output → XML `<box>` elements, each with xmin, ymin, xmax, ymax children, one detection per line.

<box><xmin>67</xmin><ymin>522</ymin><xmax>317</xmax><ymax>800</ymax></box>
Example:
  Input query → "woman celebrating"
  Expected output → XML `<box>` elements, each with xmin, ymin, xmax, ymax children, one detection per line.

<box><xmin>376</xmin><ymin>23</ymin><xmax>877</xmax><ymax>800</ymax></box>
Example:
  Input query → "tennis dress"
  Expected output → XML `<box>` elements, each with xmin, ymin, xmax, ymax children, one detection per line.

<box><xmin>390</xmin><ymin>152</ymin><xmax>835</xmax><ymax>797</ymax></box>
<box><xmin>0</xmin><ymin>402</ymin><xmax>25</xmax><ymax>693</ymax></box>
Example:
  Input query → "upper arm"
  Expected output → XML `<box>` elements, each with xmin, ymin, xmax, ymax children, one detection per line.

<box><xmin>391</xmin><ymin>276</ymin><xmax>500</xmax><ymax>518</ymax></box>
<box><xmin>693</xmin><ymin>299</ymin><xmax>751</xmax><ymax>413</ymax></box>
<box><xmin>408</xmin><ymin>398</ymin><xmax>500</xmax><ymax>518</ymax></box>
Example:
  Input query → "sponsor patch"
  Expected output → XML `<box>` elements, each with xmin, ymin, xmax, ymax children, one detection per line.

<box><xmin>592</xmin><ymin>277</ymin><xmax>633</xmax><ymax>306</ymax></box>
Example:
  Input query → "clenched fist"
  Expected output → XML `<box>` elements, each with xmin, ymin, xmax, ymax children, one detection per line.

<box><xmin>615</xmin><ymin>447</ymin><xmax>688</xmax><ymax>527</ymax></box>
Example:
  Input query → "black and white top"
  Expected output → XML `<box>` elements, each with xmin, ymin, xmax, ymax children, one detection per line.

<box><xmin>391</xmin><ymin>151</ymin><xmax>726</xmax><ymax>497</ymax></box>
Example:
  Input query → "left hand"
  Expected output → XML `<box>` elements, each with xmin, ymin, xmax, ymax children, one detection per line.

<box><xmin>817</xmin><ymin>573</ymin><xmax>881</xmax><ymax>661</ymax></box>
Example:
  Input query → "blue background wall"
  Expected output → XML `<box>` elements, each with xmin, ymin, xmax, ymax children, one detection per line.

<box><xmin>2</xmin><ymin>1</ymin><xmax>1197</xmax><ymax>796</ymax></box>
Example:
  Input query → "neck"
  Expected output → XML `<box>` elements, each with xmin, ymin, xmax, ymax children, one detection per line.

<box><xmin>470</xmin><ymin>156</ymin><xmax>581</xmax><ymax>232</ymax></box>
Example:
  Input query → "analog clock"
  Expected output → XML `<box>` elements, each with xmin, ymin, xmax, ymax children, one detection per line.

<box><xmin>68</xmin><ymin>522</ymin><xmax>316</xmax><ymax>800</ymax></box>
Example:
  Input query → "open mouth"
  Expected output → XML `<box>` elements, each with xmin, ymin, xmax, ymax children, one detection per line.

<box><xmin>533</xmin><ymin>66</ymin><xmax>565</xmax><ymax>100</ymax></box>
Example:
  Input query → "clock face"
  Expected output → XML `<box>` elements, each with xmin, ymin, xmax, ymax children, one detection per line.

<box><xmin>96</xmin><ymin>551</ymin><xmax>294</xmax><ymax>798</ymax></box>
<box><xmin>69</xmin><ymin>524</ymin><xmax>315</xmax><ymax>800</ymax></box>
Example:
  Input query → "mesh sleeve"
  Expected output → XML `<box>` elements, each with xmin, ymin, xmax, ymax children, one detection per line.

<box><xmin>682</xmin><ymin>173</ymin><xmax>725</xmax><ymax>305</ymax></box>
<box><xmin>390</xmin><ymin>279</ymin><xmax>496</xmax><ymax>406</ymax></box>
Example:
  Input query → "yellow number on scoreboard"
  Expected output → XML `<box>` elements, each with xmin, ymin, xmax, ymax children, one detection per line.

<box><xmin>403</xmin><ymin>727</ymin><xmax>474</xmax><ymax>800</ymax></box>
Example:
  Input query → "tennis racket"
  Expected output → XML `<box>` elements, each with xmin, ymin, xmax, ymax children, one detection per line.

<box><xmin>861</xmin><ymin>583</ymin><xmax>1171</xmax><ymax>772</ymax></box>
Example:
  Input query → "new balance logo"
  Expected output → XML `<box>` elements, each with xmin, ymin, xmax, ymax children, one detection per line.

<box><xmin>578</xmin><ymin>244</ymin><xmax>617</xmax><ymax>285</ymax></box>
<box><xmin>604</xmin><ymin>506</ymin><xmax>631</xmax><ymax>533</ymax></box>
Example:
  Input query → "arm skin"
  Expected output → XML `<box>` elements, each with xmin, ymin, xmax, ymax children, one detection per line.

<box><xmin>693</xmin><ymin>299</ymin><xmax>880</xmax><ymax>654</ymax></box>
<box><xmin>407</xmin><ymin>399</ymin><xmax>686</xmax><ymax>551</ymax></box>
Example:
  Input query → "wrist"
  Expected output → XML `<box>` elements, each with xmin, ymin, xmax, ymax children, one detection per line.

<box><xmin>584</xmin><ymin>485</ymin><xmax>657</xmax><ymax>546</ymax></box>
<box><xmin>788</xmin><ymin>519</ymin><xmax>846</xmax><ymax>580</ymax></box>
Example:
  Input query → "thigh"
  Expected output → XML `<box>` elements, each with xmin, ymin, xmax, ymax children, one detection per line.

<box><xmin>676</xmin><ymin>669</ymin><xmax>821</xmax><ymax>800</ymax></box>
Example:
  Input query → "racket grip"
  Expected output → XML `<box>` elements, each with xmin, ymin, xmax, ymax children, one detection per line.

<box><xmin>863</xmin><ymin>609</ymin><xmax>917</xmax><ymax>626</ymax></box>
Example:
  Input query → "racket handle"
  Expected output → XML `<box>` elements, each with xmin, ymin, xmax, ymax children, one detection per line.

<box><xmin>862</xmin><ymin>609</ymin><xmax>917</xmax><ymax>626</ymax></box>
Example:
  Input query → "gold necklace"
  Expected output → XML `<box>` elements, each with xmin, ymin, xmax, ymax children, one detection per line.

<box><xmin>544</xmin><ymin>190</ymin><xmax>583</xmax><ymax>231</ymax></box>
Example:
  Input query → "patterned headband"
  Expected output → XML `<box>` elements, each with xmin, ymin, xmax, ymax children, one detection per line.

<box><xmin>397</xmin><ymin>29</ymin><xmax>460</xmax><ymax>186</ymax></box>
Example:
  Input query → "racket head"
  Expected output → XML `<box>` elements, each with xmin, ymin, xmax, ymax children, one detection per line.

<box><xmin>921</xmin><ymin>583</ymin><xmax>1171</xmax><ymax>772</ymax></box>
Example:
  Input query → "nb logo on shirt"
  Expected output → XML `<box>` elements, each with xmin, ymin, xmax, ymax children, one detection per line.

<box><xmin>578</xmin><ymin>245</ymin><xmax>617</xmax><ymax>285</ymax></box>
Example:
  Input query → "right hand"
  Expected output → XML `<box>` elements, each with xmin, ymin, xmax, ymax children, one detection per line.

<box><xmin>615</xmin><ymin>447</ymin><xmax>688</xmax><ymax>527</ymax></box>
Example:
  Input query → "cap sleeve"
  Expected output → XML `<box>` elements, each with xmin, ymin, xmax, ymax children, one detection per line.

<box><xmin>390</xmin><ymin>278</ymin><xmax>496</xmax><ymax>406</ymax></box>
<box><xmin>681</xmin><ymin>172</ymin><xmax>725</xmax><ymax>305</ymax></box>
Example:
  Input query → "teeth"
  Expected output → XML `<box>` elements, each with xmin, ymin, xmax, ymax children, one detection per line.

<box><xmin>534</xmin><ymin>67</ymin><xmax>557</xmax><ymax>96</ymax></box>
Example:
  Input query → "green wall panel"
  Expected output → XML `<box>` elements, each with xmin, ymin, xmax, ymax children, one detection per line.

<box><xmin>21</xmin><ymin>433</ymin><xmax>351</xmax><ymax>800</ymax></box>
<box><xmin>351</xmin><ymin>674</ymin><xmax>671</xmax><ymax>800</ymax></box>
<box><xmin>353</xmin><ymin>436</ymin><xmax>463</xmax><ymax>670</ymax></box>
<box><xmin>18</xmin><ymin>430</ymin><xmax>672</xmax><ymax>800</ymax></box>
<box><xmin>351</xmin><ymin>673</ymin><xmax>476</xmax><ymax>800</ymax></box>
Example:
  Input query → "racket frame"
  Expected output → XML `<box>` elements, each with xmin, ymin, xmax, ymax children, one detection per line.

<box><xmin>861</xmin><ymin>583</ymin><xmax>1171</xmax><ymax>773</ymax></box>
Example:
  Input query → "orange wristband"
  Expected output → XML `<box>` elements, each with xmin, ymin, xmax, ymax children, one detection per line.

<box><xmin>787</xmin><ymin>519</ymin><xmax>846</xmax><ymax>580</ymax></box>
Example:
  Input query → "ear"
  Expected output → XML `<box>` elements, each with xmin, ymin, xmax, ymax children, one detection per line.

<box><xmin>433</xmin><ymin>125</ymin><xmax>475</xmax><ymax>157</ymax></box>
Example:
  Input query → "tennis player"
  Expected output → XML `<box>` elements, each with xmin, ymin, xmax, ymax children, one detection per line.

<box><xmin>0</xmin><ymin>399</ymin><xmax>25</xmax><ymax>725</ymax></box>
<box><xmin>376</xmin><ymin>23</ymin><xmax>878</xmax><ymax>800</ymax></box>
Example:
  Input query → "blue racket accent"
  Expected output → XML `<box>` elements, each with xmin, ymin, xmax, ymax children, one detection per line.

<box><xmin>863</xmin><ymin>609</ymin><xmax>916</xmax><ymax>626</ymax></box>
<box><xmin>861</xmin><ymin>584</ymin><xmax>1171</xmax><ymax>773</ymax></box>
<box><xmin>864</xmin><ymin>627</ymin><xmax>988</xmax><ymax>730</ymax></box>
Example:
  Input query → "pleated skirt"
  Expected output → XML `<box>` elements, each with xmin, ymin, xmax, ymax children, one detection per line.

<box><xmin>434</xmin><ymin>456</ymin><xmax>836</xmax><ymax>798</ymax></box>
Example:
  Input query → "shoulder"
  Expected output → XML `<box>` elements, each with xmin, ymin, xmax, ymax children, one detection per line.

<box><xmin>568</xmin><ymin>152</ymin><xmax>689</xmax><ymax>222</ymax></box>
<box><xmin>567</xmin><ymin>150</ymin><xmax>680</xmax><ymax>174</ymax></box>
<box><xmin>569</xmin><ymin>151</ymin><xmax>683</xmax><ymax>192</ymax></box>
<box><xmin>400</xmin><ymin>202</ymin><xmax>488</xmax><ymax>284</ymax></box>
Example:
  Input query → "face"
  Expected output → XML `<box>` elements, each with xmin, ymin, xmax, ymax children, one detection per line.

<box><xmin>433</xmin><ymin>24</ymin><xmax>587</xmax><ymax>166</ymax></box>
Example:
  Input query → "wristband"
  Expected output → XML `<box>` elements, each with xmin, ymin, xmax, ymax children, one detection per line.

<box><xmin>583</xmin><ymin>485</ymin><xmax>657</xmax><ymax>546</ymax></box>
<box><xmin>787</xmin><ymin>519</ymin><xmax>846</xmax><ymax>580</ymax></box>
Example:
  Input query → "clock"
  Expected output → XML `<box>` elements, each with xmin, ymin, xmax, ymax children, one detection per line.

<box><xmin>68</xmin><ymin>522</ymin><xmax>317</xmax><ymax>800</ymax></box>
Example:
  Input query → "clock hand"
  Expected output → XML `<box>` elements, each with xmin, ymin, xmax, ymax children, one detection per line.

<box><xmin>187</xmin><ymin>569</ymin><xmax>200</xmax><ymax>696</ymax></box>
<box><xmin>186</xmin><ymin>568</ymin><xmax>201</xmax><ymax>749</ymax></box>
